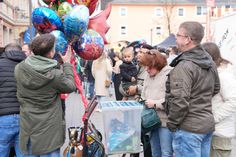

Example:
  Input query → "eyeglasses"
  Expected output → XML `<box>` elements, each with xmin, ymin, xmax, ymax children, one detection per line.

<box><xmin>175</xmin><ymin>33</ymin><xmax>189</xmax><ymax>38</ymax></box>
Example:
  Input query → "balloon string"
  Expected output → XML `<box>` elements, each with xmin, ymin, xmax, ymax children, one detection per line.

<box><xmin>70</xmin><ymin>51</ymin><xmax>88</xmax><ymax>122</ymax></box>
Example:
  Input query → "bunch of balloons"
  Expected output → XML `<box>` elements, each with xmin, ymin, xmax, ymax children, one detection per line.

<box><xmin>32</xmin><ymin>0</ymin><xmax>111</xmax><ymax>60</ymax></box>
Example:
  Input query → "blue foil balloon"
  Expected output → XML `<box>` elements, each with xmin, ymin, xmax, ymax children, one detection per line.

<box><xmin>32</xmin><ymin>7</ymin><xmax>63</xmax><ymax>34</ymax></box>
<box><xmin>50</xmin><ymin>30</ymin><xmax>68</xmax><ymax>57</ymax></box>
<box><xmin>64</xmin><ymin>5</ymin><xmax>89</xmax><ymax>42</ymax></box>
<box><xmin>24</xmin><ymin>26</ymin><xmax>36</xmax><ymax>44</ymax></box>
<box><xmin>73</xmin><ymin>29</ymin><xmax>104</xmax><ymax>60</ymax></box>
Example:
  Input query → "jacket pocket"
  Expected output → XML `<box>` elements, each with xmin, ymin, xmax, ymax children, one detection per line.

<box><xmin>170</xmin><ymin>79</ymin><xmax>183</xmax><ymax>97</ymax></box>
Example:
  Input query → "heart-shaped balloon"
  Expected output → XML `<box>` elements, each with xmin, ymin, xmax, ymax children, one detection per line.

<box><xmin>73</xmin><ymin>29</ymin><xmax>104</xmax><ymax>60</ymax></box>
<box><xmin>32</xmin><ymin>7</ymin><xmax>63</xmax><ymax>34</ymax></box>
<box><xmin>64</xmin><ymin>5</ymin><xmax>89</xmax><ymax>42</ymax></box>
<box><xmin>50</xmin><ymin>30</ymin><xmax>68</xmax><ymax>56</ymax></box>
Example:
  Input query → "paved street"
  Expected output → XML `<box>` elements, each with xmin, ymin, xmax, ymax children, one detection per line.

<box><xmin>62</xmin><ymin>92</ymin><xmax>236</xmax><ymax>157</ymax></box>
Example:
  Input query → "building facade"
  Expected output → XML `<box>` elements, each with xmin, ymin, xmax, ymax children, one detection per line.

<box><xmin>106</xmin><ymin>0</ymin><xmax>236</xmax><ymax>45</ymax></box>
<box><xmin>0</xmin><ymin>0</ymin><xmax>31</xmax><ymax>47</ymax></box>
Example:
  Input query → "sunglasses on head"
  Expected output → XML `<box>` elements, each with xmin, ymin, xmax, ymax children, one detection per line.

<box><xmin>146</xmin><ymin>50</ymin><xmax>156</xmax><ymax>55</ymax></box>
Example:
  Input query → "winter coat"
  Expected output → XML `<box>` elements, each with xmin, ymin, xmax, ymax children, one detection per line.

<box><xmin>0</xmin><ymin>51</ymin><xmax>26</xmax><ymax>116</ymax></box>
<box><xmin>212</xmin><ymin>64</ymin><xmax>236</xmax><ymax>138</ymax></box>
<box><xmin>15</xmin><ymin>55</ymin><xmax>76</xmax><ymax>155</ymax></box>
<box><xmin>141</xmin><ymin>65</ymin><xmax>172</xmax><ymax>127</ymax></box>
<box><xmin>92</xmin><ymin>57</ymin><xmax>112</xmax><ymax>96</ymax></box>
<box><xmin>164</xmin><ymin>45</ymin><xmax>220</xmax><ymax>133</ymax></box>
<box><xmin>120</xmin><ymin>61</ymin><xmax>138</xmax><ymax>83</ymax></box>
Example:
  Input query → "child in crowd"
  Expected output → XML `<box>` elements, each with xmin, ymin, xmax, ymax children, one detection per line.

<box><xmin>119</xmin><ymin>47</ymin><xmax>138</xmax><ymax>100</ymax></box>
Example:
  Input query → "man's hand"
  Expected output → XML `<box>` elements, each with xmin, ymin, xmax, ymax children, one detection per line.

<box><xmin>58</xmin><ymin>45</ymin><xmax>72</xmax><ymax>63</ymax></box>
<box><xmin>128</xmin><ymin>85</ymin><xmax>137</xmax><ymax>95</ymax></box>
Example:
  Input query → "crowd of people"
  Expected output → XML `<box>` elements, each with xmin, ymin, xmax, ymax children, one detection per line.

<box><xmin>0</xmin><ymin>21</ymin><xmax>236</xmax><ymax>157</ymax></box>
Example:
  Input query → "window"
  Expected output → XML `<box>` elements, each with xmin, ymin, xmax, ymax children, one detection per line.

<box><xmin>197</xmin><ymin>6</ymin><xmax>207</xmax><ymax>15</ymax></box>
<box><xmin>202</xmin><ymin>7</ymin><xmax>207</xmax><ymax>15</ymax></box>
<box><xmin>155</xmin><ymin>7</ymin><xmax>163</xmax><ymax>16</ymax></box>
<box><xmin>120</xmin><ymin>7</ymin><xmax>127</xmax><ymax>16</ymax></box>
<box><xmin>178</xmin><ymin>8</ymin><xmax>184</xmax><ymax>16</ymax></box>
<box><xmin>225</xmin><ymin>5</ymin><xmax>231</xmax><ymax>8</ymax></box>
<box><xmin>121</xmin><ymin>26</ymin><xmax>127</xmax><ymax>35</ymax></box>
<box><xmin>156</xmin><ymin>26</ymin><xmax>161</xmax><ymax>35</ymax></box>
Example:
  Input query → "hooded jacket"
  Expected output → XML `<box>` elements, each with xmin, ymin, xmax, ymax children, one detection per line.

<box><xmin>15</xmin><ymin>55</ymin><xmax>76</xmax><ymax>155</ymax></box>
<box><xmin>0</xmin><ymin>51</ymin><xmax>26</xmax><ymax>116</ymax></box>
<box><xmin>164</xmin><ymin>45</ymin><xmax>220</xmax><ymax>133</ymax></box>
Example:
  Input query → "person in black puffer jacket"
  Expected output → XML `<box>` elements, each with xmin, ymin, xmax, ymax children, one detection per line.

<box><xmin>0</xmin><ymin>43</ymin><xmax>26</xmax><ymax>157</ymax></box>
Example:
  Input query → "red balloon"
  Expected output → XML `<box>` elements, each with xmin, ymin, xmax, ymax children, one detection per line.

<box><xmin>66</xmin><ymin>0</ymin><xmax>73</xmax><ymax>3</ymax></box>
<box><xmin>88</xmin><ymin>0</ymin><xmax>98</xmax><ymax>15</ymax></box>
<box><xmin>88</xmin><ymin>3</ymin><xmax>112</xmax><ymax>44</ymax></box>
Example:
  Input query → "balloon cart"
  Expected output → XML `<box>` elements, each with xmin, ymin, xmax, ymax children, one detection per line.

<box><xmin>63</xmin><ymin>96</ymin><xmax>107</xmax><ymax>157</ymax></box>
<box><xmin>63</xmin><ymin>100</ymin><xmax>143</xmax><ymax>157</ymax></box>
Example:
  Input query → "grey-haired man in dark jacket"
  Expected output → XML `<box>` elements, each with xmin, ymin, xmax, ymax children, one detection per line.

<box><xmin>164</xmin><ymin>21</ymin><xmax>220</xmax><ymax>157</ymax></box>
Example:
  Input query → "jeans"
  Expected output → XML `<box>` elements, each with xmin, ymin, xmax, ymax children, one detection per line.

<box><xmin>150</xmin><ymin>127</ymin><xmax>173</xmax><ymax>157</ymax></box>
<box><xmin>24</xmin><ymin>140</ymin><xmax>60</xmax><ymax>157</ymax></box>
<box><xmin>173</xmin><ymin>129</ymin><xmax>213</xmax><ymax>157</ymax></box>
<box><xmin>24</xmin><ymin>149</ymin><xmax>60</xmax><ymax>157</ymax></box>
<box><xmin>86</xmin><ymin>81</ymin><xmax>95</xmax><ymax>99</ymax></box>
<box><xmin>0</xmin><ymin>114</ymin><xmax>25</xmax><ymax>157</ymax></box>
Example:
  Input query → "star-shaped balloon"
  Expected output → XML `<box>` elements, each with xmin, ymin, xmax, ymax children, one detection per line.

<box><xmin>88</xmin><ymin>3</ymin><xmax>112</xmax><ymax>44</ymax></box>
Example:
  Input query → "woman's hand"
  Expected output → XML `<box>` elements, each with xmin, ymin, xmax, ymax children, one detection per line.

<box><xmin>145</xmin><ymin>99</ymin><xmax>156</xmax><ymax>108</ymax></box>
<box><xmin>145</xmin><ymin>99</ymin><xmax>163</xmax><ymax>109</ymax></box>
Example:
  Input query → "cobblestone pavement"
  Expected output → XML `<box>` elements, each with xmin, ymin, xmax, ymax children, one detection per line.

<box><xmin>62</xmin><ymin>92</ymin><xmax>236</xmax><ymax>157</ymax></box>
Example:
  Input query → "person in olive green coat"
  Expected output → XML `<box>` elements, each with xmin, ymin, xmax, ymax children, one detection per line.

<box><xmin>14</xmin><ymin>34</ymin><xmax>76</xmax><ymax>156</ymax></box>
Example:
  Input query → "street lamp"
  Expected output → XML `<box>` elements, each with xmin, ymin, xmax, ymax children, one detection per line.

<box><xmin>29</xmin><ymin>0</ymin><xmax>32</xmax><ymax>42</ymax></box>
